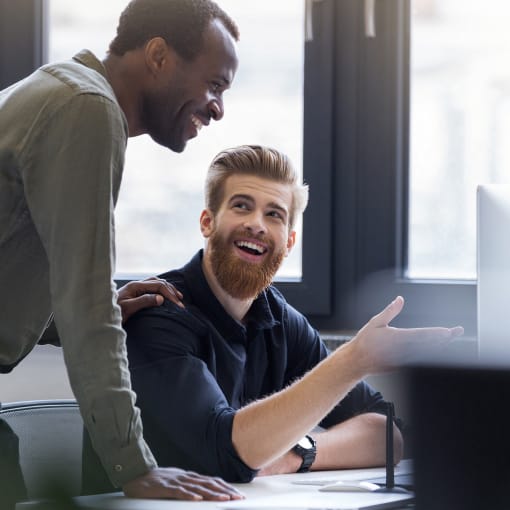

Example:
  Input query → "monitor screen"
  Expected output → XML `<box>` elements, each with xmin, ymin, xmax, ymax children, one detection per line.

<box><xmin>477</xmin><ymin>184</ymin><xmax>510</xmax><ymax>361</ymax></box>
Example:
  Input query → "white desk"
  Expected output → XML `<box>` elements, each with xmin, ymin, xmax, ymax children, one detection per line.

<box><xmin>20</xmin><ymin>460</ymin><xmax>412</xmax><ymax>510</ymax></box>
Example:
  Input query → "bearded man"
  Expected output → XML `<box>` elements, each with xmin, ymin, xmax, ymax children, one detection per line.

<box><xmin>122</xmin><ymin>145</ymin><xmax>463</xmax><ymax>483</ymax></box>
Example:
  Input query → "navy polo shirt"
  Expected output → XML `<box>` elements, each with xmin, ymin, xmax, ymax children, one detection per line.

<box><xmin>125</xmin><ymin>250</ymin><xmax>387</xmax><ymax>483</ymax></box>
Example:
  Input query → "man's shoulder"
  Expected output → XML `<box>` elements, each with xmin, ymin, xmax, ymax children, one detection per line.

<box><xmin>158</xmin><ymin>267</ymin><xmax>186</xmax><ymax>287</ymax></box>
<box><xmin>264</xmin><ymin>284</ymin><xmax>287</xmax><ymax>305</ymax></box>
<box><xmin>40</xmin><ymin>50</ymin><xmax>118</xmax><ymax>105</ymax></box>
<box><xmin>264</xmin><ymin>284</ymin><xmax>304</xmax><ymax>319</ymax></box>
<box><xmin>128</xmin><ymin>271</ymin><xmax>208</xmax><ymax>337</ymax></box>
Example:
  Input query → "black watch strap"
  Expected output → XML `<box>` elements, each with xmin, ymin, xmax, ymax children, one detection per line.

<box><xmin>292</xmin><ymin>434</ymin><xmax>317</xmax><ymax>473</ymax></box>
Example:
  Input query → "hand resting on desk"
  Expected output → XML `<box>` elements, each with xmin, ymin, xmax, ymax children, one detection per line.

<box><xmin>122</xmin><ymin>467</ymin><xmax>245</xmax><ymax>501</ymax></box>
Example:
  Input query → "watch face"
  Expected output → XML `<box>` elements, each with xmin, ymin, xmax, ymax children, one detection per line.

<box><xmin>297</xmin><ymin>436</ymin><xmax>313</xmax><ymax>449</ymax></box>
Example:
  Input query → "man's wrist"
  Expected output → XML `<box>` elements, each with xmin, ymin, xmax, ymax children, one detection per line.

<box><xmin>292</xmin><ymin>435</ymin><xmax>317</xmax><ymax>473</ymax></box>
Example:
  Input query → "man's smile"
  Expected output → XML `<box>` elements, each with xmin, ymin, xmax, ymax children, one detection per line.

<box><xmin>234</xmin><ymin>239</ymin><xmax>269</xmax><ymax>262</ymax></box>
<box><xmin>191</xmin><ymin>113</ymin><xmax>204</xmax><ymax>131</ymax></box>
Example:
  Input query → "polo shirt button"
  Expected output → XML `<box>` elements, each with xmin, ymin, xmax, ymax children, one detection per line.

<box><xmin>114</xmin><ymin>464</ymin><xmax>123</xmax><ymax>472</ymax></box>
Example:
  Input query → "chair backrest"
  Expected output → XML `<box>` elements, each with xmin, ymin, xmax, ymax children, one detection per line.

<box><xmin>0</xmin><ymin>400</ymin><xmax>83</xmax><ymax>504</ymax></box>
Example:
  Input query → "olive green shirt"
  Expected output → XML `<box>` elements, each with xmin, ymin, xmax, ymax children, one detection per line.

<box><xmin>0</xmin><ymin>50</ymin><xmax>156</xmax><ymax>487</ymax></box>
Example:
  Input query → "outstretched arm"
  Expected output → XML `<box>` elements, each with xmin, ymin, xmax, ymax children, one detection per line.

<box><xmin>232</xmin><ymin>296</ymin><xmax>462</xmax><ymax>471</ymax></box>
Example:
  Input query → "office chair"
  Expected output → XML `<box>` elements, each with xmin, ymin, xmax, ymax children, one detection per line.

<box><xmin>0</xmin><ymin>400</ymin><xmax>83</xmax><ymax>508</ymax></box>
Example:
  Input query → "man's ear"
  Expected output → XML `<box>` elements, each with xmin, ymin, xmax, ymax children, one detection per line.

<box><xmin>285</xmin><ymin>230</ymin><xmax>296</xmax><ymax>257</ymax></box>
<box><xmin>200</xmin><ymin>209</ymin><xmax>215</xmax><ymax>238</ymax></box>
<box><xmin>144</xmin><ymin>37</ymin><xmax>176</xmax><ymax>76</ymax></box>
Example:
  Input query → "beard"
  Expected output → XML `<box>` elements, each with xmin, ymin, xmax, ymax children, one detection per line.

<box><xmin>208</xmin><ymin>228</ymin><xmax>286</xmax><ymax>300</ymax></box>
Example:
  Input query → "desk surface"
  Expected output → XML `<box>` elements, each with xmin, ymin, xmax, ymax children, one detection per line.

<box><xmin>29</xmin><ymin>460</ymin><xmax>413</xmax><ymax>510</ymax></box>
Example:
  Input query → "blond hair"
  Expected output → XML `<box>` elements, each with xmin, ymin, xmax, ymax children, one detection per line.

<box><xmin>205</xmin><ymin>145</ymin><xmax>309</xmax><ymax>229</ymax></box>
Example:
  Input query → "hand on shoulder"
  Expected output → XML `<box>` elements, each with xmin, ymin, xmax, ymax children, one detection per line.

<box><xmin>117</xmin><ymin>277</ymin><xmax>184</xmax><ymax>323</ymax></box>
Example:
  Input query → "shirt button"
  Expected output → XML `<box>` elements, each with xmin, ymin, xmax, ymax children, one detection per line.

<box><xmin>114</xmin><ymin>464</ymin><xmax>123</xmax><ymax>472</ymax></box>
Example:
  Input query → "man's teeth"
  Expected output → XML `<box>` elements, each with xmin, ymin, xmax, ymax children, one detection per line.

<box><xmin>236</xmin><ymin>241</ymin><xmax>265</xmax><ymax>254</ymax></box>
<box><xmin>191</xmin><ymin>115</ymin><xmax>203</xmax><ymax>131</ymax></box>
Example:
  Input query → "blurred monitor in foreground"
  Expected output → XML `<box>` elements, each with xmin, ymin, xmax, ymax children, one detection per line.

<box><xmin>477</xmin><ymin>184</ymin><xmax>510</xmax><ymax>361</ymax></box>
<box><xmin>406</xmin><ymin>362</ymin><xmax>510</xmax><ymax>510</ymax></box>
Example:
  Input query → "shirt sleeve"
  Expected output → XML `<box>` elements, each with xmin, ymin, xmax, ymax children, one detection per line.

<box><xmin>20</xmin><ymin>93</ymin><xmax>156</xmax><ymax>487</ymax></box>
<box><xmin>125</xmin><ymin>303</ymin><xmax>259</xmax><ymax>483</ymax></box>
<box><xmin>282</xmin><ymin>302</ymin><xmax>388</xmax><ymax>428</ymax></box>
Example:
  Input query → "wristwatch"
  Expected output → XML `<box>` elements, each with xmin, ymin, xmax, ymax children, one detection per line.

<box><xmin>292</xmin><ymin>434</ymin><xmax>317</xmax><ymax>473</ymax></box>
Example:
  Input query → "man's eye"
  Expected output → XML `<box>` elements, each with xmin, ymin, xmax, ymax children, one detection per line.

<box><xmin>268</xmin><ymin>211</ymin><xmax>283</xmax><ymax>219</ymax></box>
<box><xmin>233</xmin><ymin>202</ymin><xmax>248</xmax><ymax>210</ymax></box>
<box><xmin>211</xmin><ymin>82</ymin><xmax>221</xmax><ymax>93</ymax></box>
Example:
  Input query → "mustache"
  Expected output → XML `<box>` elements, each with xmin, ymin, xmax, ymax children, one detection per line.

<box><xmin>228</xmin><ymin>228</ymin><xmax>274</xmax><ymax>247</ymax></box>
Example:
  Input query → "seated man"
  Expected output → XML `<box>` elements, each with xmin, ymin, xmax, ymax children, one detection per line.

<box><xmin>125</xmin><ymin>145</ymin><xmax>463</xmax><ymax>483</ymax></box>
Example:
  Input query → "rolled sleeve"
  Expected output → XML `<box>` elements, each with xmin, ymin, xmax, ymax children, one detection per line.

<box><xmin>21</xmin><ymin>93</ymin><xmax>155</xmax><ymax>487</ymax></box>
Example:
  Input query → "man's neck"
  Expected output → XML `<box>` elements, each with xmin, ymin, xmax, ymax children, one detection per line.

<box><xmin>201</xmin><ymin>254</ymin><xmax>254</xmax><ymax>323</ymax></box>
<box><xmin>102</xmin><ymin>52</ymin><xmax>145</xmax><ymax>137</ymax></box>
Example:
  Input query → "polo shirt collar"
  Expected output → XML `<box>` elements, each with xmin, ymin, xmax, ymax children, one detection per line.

<box><xmin>183</xmin><ymin>250</ymin><xmax>279</xmax><ymax>333</ymax></box>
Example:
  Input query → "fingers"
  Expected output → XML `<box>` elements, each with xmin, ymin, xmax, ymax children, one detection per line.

<box><xmin>117</xmin><ymin>278</ymin><xmax>185</xmax><ymax>323</ymax></box>
<box><xmin>122</xmin><ymin>468</ymin><xmax>245</xmax><ymax>501</ymax></box>
<box><xmin>369</xmin><ymin>296</ymin><xmax>405</xmax><ymax>327</ymax></box>
<box><xmin>120</xmin><ymin>295</ymin><xmax>164</xmax><ymax>324</ymax></box>
<box><xmin>141</xmin><ymin>277</ymin><xmax>184</xmax><ymax>306</ymax></box>
<box><xmin>177</xmin><ymin>472</ymin><xmax>245</xmax><ymax>501</ymax></box>
<box><xmin>118</xmin><ymin>279</ymin><xmax>183</xmax><ymax>304</ymax></box>
<box><xmin>399</xmin><ymin>325</ymin><xmax>464</xmax><ymax>344</ymax></box>
<box><xmin>386</xmin><ymin>325</ymin><xmax>465</xmax><ymax>367</ymax></box>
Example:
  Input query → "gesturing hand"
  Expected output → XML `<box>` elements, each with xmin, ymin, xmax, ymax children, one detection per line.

<box><xmin>349</xmin><ymin>296</ymin><xmax>464</xmax><ymax>374</ymax></box>
<box><xmin>117</xmin><ymin>277</ymin><xmax>184</xmax><ymax>323</ymax></box>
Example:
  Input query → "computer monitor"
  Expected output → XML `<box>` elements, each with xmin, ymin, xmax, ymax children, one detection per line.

<box><xmin>477</xmin><ymin>184</ymin><xmax>510</xmax><ymax>360</ymax></box>
<box><xmin>406</xmin><ymin>361</ymin><xmax>510</xmax><ymax>510</ymax></box>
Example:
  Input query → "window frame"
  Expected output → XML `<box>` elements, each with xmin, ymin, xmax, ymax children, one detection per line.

<box><xmin>1</xmin><ymin>0</ymin><xmax>477</xmax><ymax>334</ymax></box>
<box><xmin>0</xmin><ymin>0</ymin><xmax>46</xmax><ymax>90</ymax></box>
<box><xmin>304</xmin><ymin>0</ymin><xmax>476</xmax><ymax>336</ymax></box>
<box><xmin>2</xmin><ymin>0</ymin><xmax>333</xmax><ymax>315</ymax></box>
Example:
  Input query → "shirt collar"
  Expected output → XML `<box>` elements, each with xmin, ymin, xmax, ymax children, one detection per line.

<box><xmin>72</xmin><ymin>49</ymin><xmax>108</xmax><ymax>79</ymax></box>
<box><xmin>184</xmin><ymin>250</ymin><xmax>279</xmax><ymax>332</ymax></box>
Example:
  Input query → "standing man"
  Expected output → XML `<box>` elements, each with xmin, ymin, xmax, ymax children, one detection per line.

<box><xmin>123</xmin><ymin>145</ymin><xmax>464</xmax><ymax>482</ymax></box>
<box><xmin>0</xmin><ymin>0</ymin><xmax>242</xmax><ymax>501</ymax></box>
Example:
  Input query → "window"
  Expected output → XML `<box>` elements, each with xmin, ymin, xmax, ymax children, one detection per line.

<box><xmin>408</xmin><ymin>0</ymin><xmax>510</xmax><ymax>279</ymax></box>
<box><xmin>5</xmin><ymin>1</ymin><xmax>481</xmax><ymax>335</ymax></box>
<box><xmin>48</xmin><ymin>0</ymin><xmax>305</xmax><ymax>279</ymax></box>
<box><xmin>304</xmin><ymin>0</ymin><xmax>476</xmax><ymax>335</ymax></box>
<box><xmin>0</xmin><ymin>0</ymin><xmax>331</xmax><ymax>315</ymax></box>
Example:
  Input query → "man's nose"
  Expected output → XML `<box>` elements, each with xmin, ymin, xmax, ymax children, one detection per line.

<box><xmin>208</xmin><ymin>98</ymin><xmax>224</xmax><ymax>121</ymax></box>
<box><xmin>243</xmin><ymin>211</ymin><xmax>267</xmax><ymax>234</ymax></box>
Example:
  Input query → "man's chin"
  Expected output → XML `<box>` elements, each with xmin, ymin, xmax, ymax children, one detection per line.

<box><xmin>150</xmin><ymin>133</ymin><xmax>187</xmax><ymax>153</ymax></box>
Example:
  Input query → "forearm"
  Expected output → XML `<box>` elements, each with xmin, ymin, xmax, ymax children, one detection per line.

<box><xmin>312</xmin><ymin>413</ymin><xmax>403</xmax><ymax>470</ymax></box>
<box><xmin>258</xmin><ymin>413</ymin><xmax>403</xmax><ymax>476</ymax></box>
<box><xmin>232</xmin><ymin>341</ymin><xmax>365</xmax><ymax>469</ymax></box>
<box><xmin>24</xmin><ymin>95</ymin><xmax>153</xmax><ymax>486</ymax></box>
<box><xmin>235</xmin><ymin>295</ymin><xmax>457</xmax><ymax>472</ymax></box>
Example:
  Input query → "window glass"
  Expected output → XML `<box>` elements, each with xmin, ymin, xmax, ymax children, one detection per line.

<box><xmin>48</xmin><ymin>0</ymin><xmax>304</xmax><ymax>278</ymax></box>
<box><xmin>408</xmin><ymin>0</ymin><xmax>510</xmax><ymax>279</ymax></box>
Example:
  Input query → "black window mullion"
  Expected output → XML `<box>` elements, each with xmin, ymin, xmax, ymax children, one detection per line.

<box><xmin>0</xmin><ymin>0</ymin><xmax>46</xmax><ymax>89</ymax></box>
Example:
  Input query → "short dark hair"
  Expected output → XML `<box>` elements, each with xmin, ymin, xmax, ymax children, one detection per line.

<box><xmin>109</xmin><ymin>0</ymin><xmax>239</xmax><ymax>59</ymax></box>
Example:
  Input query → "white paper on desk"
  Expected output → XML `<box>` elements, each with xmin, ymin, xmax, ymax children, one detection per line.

<box><xmin>292</xmin><ymin>460</ymin><xmax>414</xmax><ymax>486</ymax></box>
<box><xmin>218</xmin><ymin>491</ymin><xmax>414</xmax><ymax>510</ymax></box>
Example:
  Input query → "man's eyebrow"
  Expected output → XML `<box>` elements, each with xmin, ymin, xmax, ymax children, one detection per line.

<box><xmin>228</xmin><ymin>193</ymin><xmax>254</xmax><ymax>203</ymax></box>
<box><xmin>212</xmin><ymin>74</ymin><xmax>231</xmax><ymax>87</ymax></box>
<box><xmin>228</xmin><ymin>195</ymin><xmax>288</xmax><ymax>215</ymax></box>
<box><xmin>267</xmin><ymin>202</ymin><xmax>289</xmax><ymax>216</ymax></box>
